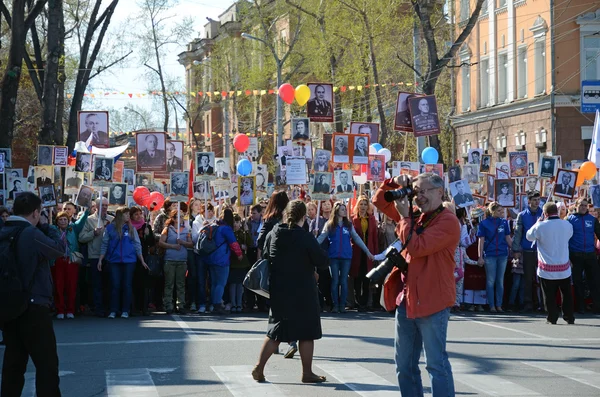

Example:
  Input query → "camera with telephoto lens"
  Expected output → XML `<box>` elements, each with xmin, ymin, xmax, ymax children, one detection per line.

<box><xmin>383</xmin><ymin>185</ymin><xmax>414</xmax><ymax>202</ymax></box>
<box><xmin>366</xmin><ymin>240</ymin><xmax>408</xmax><ymax>283</ymax></box>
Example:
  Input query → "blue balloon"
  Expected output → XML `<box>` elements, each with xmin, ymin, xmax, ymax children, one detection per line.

<box><xmin>421</xmin><ymin>147</ymin><xmax>439</xmax><ymax>164</ymax></box>
<box><xmin>370</xmin><ymin>143</ymin><xmax>383</xmax><ymax>152</ymax></box>
<box><xmin>237</xmin><ymin>159</ymin><xmax>253</xmax><ymax>176</ymax></box>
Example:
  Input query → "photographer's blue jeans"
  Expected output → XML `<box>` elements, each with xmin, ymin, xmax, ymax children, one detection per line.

<box><xmin>329</xmin><ymin>259</ymin><xmax>351</xmax><ymax>308</ymax></box>
<box><xmin>208</xmin><ymin>265</ymin><xmax>229</xmax><ymax>305</ymax></box>
<box><xmin>484</xmin><ymin>256</ymin><xmax>508</xmax><ymax>308</ymax></box>
<box><xmin>395</xmin><ymin>303</ymin><xmax>454</xmax><ymax>397</ymax></box>
<box><xmin>195</xmin><ymin>254</ymin><xmax>209</xmax><ymax>306</ymax></box>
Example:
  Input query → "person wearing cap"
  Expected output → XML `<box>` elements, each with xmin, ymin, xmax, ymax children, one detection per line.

<box><xmin>526</xmin><ymin>202</ymin><xmax>575</xmax><ymax>324</ymax></box>
<box><xmin>566</xmin><ymin>198</ymin><xmax>600</xmax><ymax>314</ymax></box>
<box><xmin>512</xmin><ymin>191</ymin><xmax>543</xmax><ymax>312</ymax></box>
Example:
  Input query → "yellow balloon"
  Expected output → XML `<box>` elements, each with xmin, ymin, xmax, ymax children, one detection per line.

<box><xmin>295</xmin><ymin>84</ymin><xmax>311</xmax><ymax>106</ymax></box>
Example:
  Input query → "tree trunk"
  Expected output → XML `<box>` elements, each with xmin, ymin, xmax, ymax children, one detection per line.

<box><xmin>151</xmin><ymin>16</ymin><xmax>169</xmax><ymax>132</ymax></box>
<box><xmin>363</xmin><ymin>14</ymin><xmax>387</xmax><ymax>147</ymax></box>
<box><xmin>40</xmin><ymin>0</ymin><xmax>63</xmax><ymax>145</ymax></box>
<box><xmin>54</xmin><ymin>1</ymin><xmax>66</xmax><ymax>145</ymax></box>
<box><xmin>0</xmin><ymin>0</ymin><xmax>27</xmax><ymax>149</ymax></box>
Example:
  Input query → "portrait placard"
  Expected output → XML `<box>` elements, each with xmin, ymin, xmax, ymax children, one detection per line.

<box><xmin>553</xmin><ymin>169</ymin><xmax>577</xmax><ymax>199</ymax></box>
<box><xmin>135</xmin><ymin>173</ymin><xmax>153</xmax><ymax>187</ymax></box>
<box><xmin>538</xmin><ymin>156</ymin><xmax>558</xmax><ymax>178</ymax></box>
<box><xmin>350</xmin><ymin>122</ymin><xmax>380</xmax><ymax>144</ymax></box>
<box><xmin>0</xmin><ymin>148</ymin><xmax>12</xmax><ymax>168</ymax></box>
<box><xmin>255</xmin><ymin>164</ymin><xmax>268</xmax><ymax>192</ymax></box>
<box><xmin>238</xmin><ymin>176</ymin><xmax>256</xmax><ymax>206</ymax></box>
<box><xmin>38</xmin><ymin>184</ymin><xmax>57</xmax><ymax>208</ymax></box>
<box><xmin>64</xmin><ymin>167</ymin><xmax>84</xmax><ymax>195</ymax></box>
<box><xmin>473</xmin><ymin>194</ymin><xmax>487</xmax><ymax>207</ymax></box>
<box><xmin>408</xmin><ymin>95</ymin><xmax>441</xmax><ymax>137</ymax></box>
<box><xmin>212</xmin><ymin>179</ymin><xmax>230</xmax><ymax>200</ymax></box>
<box><xmin>92</xmin><ymin>156</ymin><xmax>113</xmax><ymax>186</ymax></box>
<box><xmin>524</xmin><ymin>176</ymin><xmax>541</xmax><ymax>193</ymax></box>
<box><xmin>449</xmin><ymin>179</ymin><xmax>475</xmax><ymax>208</ymax></box>
<box><xmin>311</xmin><ymin>172</ymin><xmax>333</xmax><ymax>200</ymax></box>
<box><xmin>78</xmin><ymin>111</ymin><xmax>109</xmax><ymax>148</ymax></box>
<box><xmin>170</xmin><ymin>172</ymin><xmax>189</xmax><ymax>200</ymax></box>
<box><xmin>334</xmin><ymin>170</ymin><xmax>354</xmax><ymax>198</ymax></box>
<box><xmin>496</xmin><ymin>162</ymin><xmax>510</xmax><ymax>179</ymax></box>
<box><xmin>292</xmin><ymin>118</ymin><xmax>310</xmax><ymax>141</ymax></box>
<box><xmin>486</xmin><ymin>174</ymin><xmax>495</xmax><ymax>201</ymax></box>
<box><xmin>424</xmin><ymin>164</ymin><xmax>443</xmax><ymax>178</ymax></box>
<box><xmin>332</xmin><ymin>134</ymin><xmax>349</xmax><ymax>163</ymax></box>
<box><xmin>394</xmin><ymin>92</ymin><xmax>421</xmax><ymax>132</ymax></box>
<box><xmin>113</xmin><ymin>161</ymin><xmax>124</xmax><ymax>183</ymax></box>
<box><xmin>509</xmin><ymin>152</ymin><xmax>528</xmax><ymax>178</ymax></box>
<box><xmin>75</xmin><ymin>152</ymin><xmax>92</xmax><ymax>172</ymax></box>
<box><xmin>590</xmin><ymin>184</ymin><xmax>600</xmax><ymax>208</ymax></box>
<box><xmin>166</xmin><ymin>140</ymin><xmax>184</xmax><ymax>173</ymax></box>
<box><xmin>247</xmin><ymin>137</ymin><xmax>259</xmax><ymax>160</ymax></box>
<box><xmin>34</xmin><ymin>166</ymin><xmax>54</xmax><ymax>188</ymax></box>
<box><xmin>196</xmin><ymin>152</ymin><xmax>216</xmax><ymax>180</ymax></box>
<box><xmin>214</xmin><ymin>158</ymin><xmax>230</xmax><ymax>179</ymax></box>
<box><xmin>136</xmin><ymin>132</ymin><xmax>167</xmax><ymax>172</ymax></box>
<box><xmin>495</xmin><ymin>179</ymin><xmax>516</xmax><ymax>208</ymax></box>
<box><xmin>7</xmin><ymin>177</ymin><xmax>26</xmax><ymax>200</ymax></box>
<box><xmin>448</xmin><ymin>166</ymin><xmax>462</xmax><ymax>183</ymax></box>
<box><xmin>313</xmin><ymin>149</ymin><xmax>331</xmax><ymax>172</ymax></box>
<box><xmin>351</xmin><ymin>134</ymin><xmax>369</xmax><ymax>164</ymax></box>
<box><xmin>480</xmin><ymin>154</ymin><xmax>492</xmax><ymax>174</ymax></box>
<box><xmin>109</xmin><ymin>183</ymin><xmax>127</xmax><ymax>205</ymax></box>
<box><xmin>368</xmin><ymin>155</ymin><xmax>385</xmax><ymax>182</ymax></box>
<box><xmin>467</xmin><ymin>148</ymin><xmax>483</xmax><ymax>165</ymax></box>
<box><xmin>193</xmin><ymin>180</ymin><xmax>211</xmax><ymax>200</ymax></box>
<box><xmin>306</xmin><ymin>83</ymin><xmax>334</xmax><ymax>123</ymax></box>
<box><xmin>75</xmin><ymin>185</ymin><xmax>94</xmax><ymax>208</ymax></box>
<box><xmin>53</xmin><ymin>146</ymin><xmax>68</xmax><ymax>166</ymax></box>
<box><xmin>38</xmin><ymin>145</ymin><xmax>54</xmax><ymax>166</ymax></box>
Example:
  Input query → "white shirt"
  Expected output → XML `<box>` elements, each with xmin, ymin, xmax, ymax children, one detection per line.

<box><xmin>526</xmin><ymin>217</ymin><xmax>573</xmax><ymax>280</ymax></box>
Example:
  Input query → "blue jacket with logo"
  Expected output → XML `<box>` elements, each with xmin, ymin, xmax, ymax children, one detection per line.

<box><xmin>567</xmin><ymin>213</ymin><xmax>600</xmax><ymax>253</ymax></box>
<box><xmin>512</xmin><ymin>207</ymin><xmax>542</xmax><ymax>252</ymax></box>
<box><xmin>101</xmin><ymin>223</ymin><xmax>142</xmax><ymax>264</ymax></box>
<box><xmin>477</xmin><ymin>217</ymin><xmax>510</xmax><ymax>257</ymax></box>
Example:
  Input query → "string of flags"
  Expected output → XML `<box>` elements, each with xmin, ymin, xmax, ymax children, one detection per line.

<box><xmin>69</xmin><ymin>81</ymin><xmax>418</xmax><ymax>100</ymax></box>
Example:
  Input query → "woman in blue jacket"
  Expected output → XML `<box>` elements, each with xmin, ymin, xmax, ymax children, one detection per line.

<box><xmin>98</xmin><ymin>207</ymin><xmax>148</xmax><ymax>319</ymax></box>
<box><xmin>477</xmin><ymin>202</ymin><xmax>512</xmax><ymax>312</ymax></box>
<box><xmin>317</xmin><ymin>202</ymin><xmax>373</xmax><ymax>313</ymax></box>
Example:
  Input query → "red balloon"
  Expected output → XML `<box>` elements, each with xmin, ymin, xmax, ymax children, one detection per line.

<box><xmin>132</xmin><ymin>186</ymin><xmax>150</xmax><ymax>206</ymax></box>
<box><xmin>233</xmin><ymin>133</ymin><xmax>250</xmax><ymax>153</ymax></box>
<box><xmin>146</xmin><ymin>191</ymin><xmax>165</xmax><ymax>210</ymax></box>
<box><xmin>278</xmin><ymin>83</ymin><xmax>295</xmax><ymax>105</ymax></box>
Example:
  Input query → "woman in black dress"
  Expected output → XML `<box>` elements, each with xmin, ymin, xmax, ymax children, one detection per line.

<box><xmin>252</xmin><ymin>200</ymin><xmax>329</xmax><ymax>383</ymax></box>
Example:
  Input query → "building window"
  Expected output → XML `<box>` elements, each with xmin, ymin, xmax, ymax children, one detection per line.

<box><xmin>517</xmin><ymin>47</ymin><xmax>527</xmax><ymax>99</ymax></box>
<box><xmin>583</xmin><ymin>35</ymin><xmax>600</xmax><ymax>80</ymax></box>
<box><xmin>498</xmin><ymin>52</ymin><xmax>508</xmax><ymax>104</ymax></box>
<box><xmin>461</xmin><ymin>62</ymin><xmax>471</xmax><ymax>112</ymax></box>
<box><xmin>534</xmin><ymin>39</ymin><xmax>546</xmax><ymax>95</ymax></box>
<box><xmin>498</xmin><ymin>0</ymin><xmax>507</xmax><ymax>7</ymax></box>
<box><xmin>480</xmin><ymin>58</ymin><xmax>489</xmax><ymax>108</ymax></box>
<box><xmin>460</xmin><ymin>0</ymin><xmax>469</xmax><ymax>22</ymax></box>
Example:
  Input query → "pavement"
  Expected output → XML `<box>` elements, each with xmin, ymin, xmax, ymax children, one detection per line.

<box><xmin>1</xmin><ymin>309</ymin><xmax>600</xmax><ymax>396</ymax></box>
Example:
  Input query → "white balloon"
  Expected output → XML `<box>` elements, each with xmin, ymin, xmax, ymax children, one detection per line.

<box><xmin>369</xmin><ymin>146</ymin><xmax>379</xmax><ymax>155</ymax></box>
<box><xmin>378</xmin><ymin>148</ymin><xmax>392</xmax><ymax>163</ymax></box>
<box><xmin>385</xmin><ymin>171</ymin><xmax>391</xmax><ymax>179</ymax></box>
<box><xmin>353</xmin><ymin>173</ymin><xmax>368</xmax><ymax>185</ymax></box>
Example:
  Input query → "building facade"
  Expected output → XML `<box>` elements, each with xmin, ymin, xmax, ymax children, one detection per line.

<box><xmin>453</xmin><ymin>0</ymin><xmax>600</xmax><ymax>170</ymax></box>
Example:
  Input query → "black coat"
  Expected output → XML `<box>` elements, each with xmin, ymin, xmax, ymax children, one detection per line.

<box><xmin>263</xmin><ymin>223</ymin><xmax>329</xmax><ymax>342</ymax></box>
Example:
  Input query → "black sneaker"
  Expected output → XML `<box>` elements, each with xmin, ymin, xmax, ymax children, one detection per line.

<box><xmin>284</xmin><ymin>342</ymin><xmax>298</xmax><ymax>359</ymax></box>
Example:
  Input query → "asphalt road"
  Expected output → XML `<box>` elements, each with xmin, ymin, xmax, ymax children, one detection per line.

<box><xmin>1</xmin><ymin>310</ymin><xmax>600</xmax><ymax>396</ymax></box>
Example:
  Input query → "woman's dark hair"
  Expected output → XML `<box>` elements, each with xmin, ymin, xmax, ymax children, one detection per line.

<box><xmin>13</xmin><ymin>192</ymin><xmax>41</xmax><ymax>217</ymax></box>
<box><xmin>206</xmin><ymin>203</ymin><xmax>214</xmax><ymax>212</ymax></box>
<box><xmin>0</xmin><ymin>206</ymin><xmax>10</xmax><ymax>216</ymax></box>
<box><xmin>285</xmin><ymin>200</ymin><xmax>307</xmax><ymax>226</ymax></box>
<box><xmin>221</xmin><ymin>208</ymin><xmax>234</xmax><ymax>228</ymax></box>
<box><xmin>129</xmin><ymin>206</ymin><xmax>143</xmax><ymax>219</ymax></box>
<box><xmin>325</xmin><ymin>201</ymin><xmax>352</xmax><ymax>232</ymax></box>
<box><xmin>263</xmin><ymin>190</ymin><xmax>289</xmax><ymax>221</ymax></box>
<box><xmin>456</xmin><ymin>207</ymin><xmax>467</xmax><ymax>220</ymax></box>
<box><xmin>162</xmin><ymin>197</ymin><xmax>172</xmax><ymax>211</ymax></box>
<box><xmin>165</xmin><ymin>208</ymin><xmax>180</xmax><ymax>227</ymax></box>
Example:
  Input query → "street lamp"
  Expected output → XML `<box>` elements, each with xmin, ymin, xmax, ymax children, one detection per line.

<box><xmin>241</xmin><ymin>32</ymin><xmax>283</xmax><ymax>147</ymax></box>
<box><xmin>124</xmin><ymin>106</ymin><xmax>149</xmax><ymax>131</ymax></box>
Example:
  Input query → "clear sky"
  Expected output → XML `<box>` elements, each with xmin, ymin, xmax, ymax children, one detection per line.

<box><xmin>83</xmin><ymin>0</ymin><xmax>235</xmax><ymax>126</ymax></box>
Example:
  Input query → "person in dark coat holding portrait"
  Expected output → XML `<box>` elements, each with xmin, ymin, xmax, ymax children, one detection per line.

<box><xmin>252</xmin><ymin>200</ymin><xmax>329</xmax><ymax>384</ymax></box>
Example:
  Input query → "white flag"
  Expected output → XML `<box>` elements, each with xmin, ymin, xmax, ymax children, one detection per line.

<box><xmin>587</xmin><ymin>110</ymin><xmax>600</xmax><ymax>167</ymax></box>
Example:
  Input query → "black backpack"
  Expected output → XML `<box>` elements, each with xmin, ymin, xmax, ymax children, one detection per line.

<box><xmin>195</xmin><ymin>223</ymin><xmax>225</xmax><ymax>255</ymax></box>
<box><xmin>0</xmin><ymin>226</ymin><xmax>33</xmax><ymax>326</ymax></box>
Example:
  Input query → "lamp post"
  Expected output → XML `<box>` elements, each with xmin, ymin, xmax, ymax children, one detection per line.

<box><xmin>124</xmin><ymin>106</ymin><xmax>149</xmax><ymax>131</ymax></box>
<box><xmin>241</xmin><ymin>32</ymin><xmax>283</xmax><ymax>147</ymax></box>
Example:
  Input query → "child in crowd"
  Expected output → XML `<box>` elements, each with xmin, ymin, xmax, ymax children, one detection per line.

<box><xmin>229</xmin><ymin>213</ymin><xmax>252</xmax><ymax>313</ymax></box>
<box><xmin>508</xmin><ymin>256</ymin><xmax>525</xmax><ymax>312</ymax></box>
<box><xmin>453</xmin><ymin>244</ymin><xmax>478</xmax><ymax>311</ymax></box>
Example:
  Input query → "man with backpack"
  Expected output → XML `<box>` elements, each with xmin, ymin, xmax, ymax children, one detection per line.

<box><xmin>0</xmin><ymin>192</ymin><xmax>66</xmax><ymax>396</ymax></box>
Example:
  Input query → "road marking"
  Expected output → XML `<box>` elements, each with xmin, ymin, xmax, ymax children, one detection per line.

<box><xmin>317</xmin><ymin>363</ymin><xmax>398</xmax><ymax>396</ymax></box>
<box><xmin>455</xmin><ymin>316</ymin><xmax>551</xmax><ymax>339</ymax></box>
<box><xmin>171</xmin><ymin>314</ymin><xmax>200</xmax><ymax>340</ymax></box>
<box><xmin>452</xmin><ymin>362</ymin><xmax>541</xmax><ymax>396</ymax></box>
<box><xmin>106</xmin><ymin>368</ymin><xmax>159</xmax><ymax>397</ymax></box>
<box><xmin>522</xmin><ymin>361</ymin><xmax>600</xmax><ymax>390</ymax></box>
<box><xmin>211</xmin><ymin>365</ymin><xmax>285</xmax><ymax>396</ymax></box>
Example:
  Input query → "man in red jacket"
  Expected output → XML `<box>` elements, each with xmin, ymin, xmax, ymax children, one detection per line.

<box><xmin>373</xmin><ymin>173</ymin><xmax>460</xmax><ymax>397</ymax></box>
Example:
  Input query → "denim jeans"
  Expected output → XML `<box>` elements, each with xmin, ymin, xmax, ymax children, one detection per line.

<box><xmin>195</xmin><ymin>254</ymin><xmax>209</xmax><ymax>306</ymax></box>
<box><xmin>330</xmin><ymin>258</ymin><xmax>351</xmax><ymax>308</ymax></box>
<box><xmin>484</xmin><ymin>255</ymin><xmax>508</xmax><ymax>307</ymax></box>
<box><xmin>90</xmin><ymin>258</ymin><xmax>109</xmax><ymax>315</ymax></box>
<box><xmin>395</xmin><ymin>303</ymin><xmax>454</xmax><ymax>397</ymax></box>
<box><xmin>509</xmin><ymin>273</ymin><xmax>525</xmax><ymax>305</ymax></box>
<box><xmin>209</xmin><ymin>265</ymin><xmax>229</xmax><ymax>305</ymax></box>
<box><xmin>109</xmin><ymin>262</ymin><xmax>136</xmax><ymax>313</ymax></box>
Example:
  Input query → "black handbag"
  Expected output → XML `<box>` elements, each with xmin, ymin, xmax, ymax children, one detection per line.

<box><xmin>146</xmin><ymin>254</ymin><xmax>163</xmax><ymax>277</ymax></box>
<box><xmin>243</xmin><ymin>258</ymin><xmax>270</xmax><ymax>298</ymax></box>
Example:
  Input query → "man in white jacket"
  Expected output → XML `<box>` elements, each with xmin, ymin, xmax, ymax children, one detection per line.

<box><xmin>526</xmin><ymin>202</ymin><xmax>575</xmax><ymax>324</ymax></box>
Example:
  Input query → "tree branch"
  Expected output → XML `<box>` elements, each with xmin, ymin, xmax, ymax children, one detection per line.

<box><xmin>92</xmin><ymin>0</ymin><xmax>118</xmax><ymax>31</ymax></box>
<box><xmin>285</xmin><ymin>0</ymin><xmax>318</xmax><ymax>20</ymax></box>
<box><xmin>439</xmin><ymin>0</ymin><xmax>485</xmax><ymax>70</ymax></box>
<box><xmin>23</xmin><ymin>53</ymin><xmax>43</xmax><ymax>102</ymax></box>
<box><xmin>337</xmin><ymin>0</ymin><xmax>362</xmax><ymax>15</ymax></box>
<box><xmin>24</xmin><ymin>0</ymin><xmax>47</xmax><ymax>30</ymax></box>
<box><xmin>144</xmin><ymin>62</ymin><xmax>161</xmax><ymax>76</ymax></box>
<box><xmin>396</xmin><ymin>53</ymin><xmax>422</xmax><ymax>79</ymax></box>
<box><xmin>0</xmin><ymin>1</ymin><xmax>11</xmax><ymax>26</ymax></box>
<box><xmin>89</xmin><ymin>50</ymin><xmax>133</xmax><ymax>80</ymax></box>
<box><xmin>280</xmin><ymin>12</ymin><xmax>302</xmax><ymax>65</ymax></box>
<box><xmin>283</xmin><ymin>54</ymin><xmax>305</xmax><ymax>81</ymax></box>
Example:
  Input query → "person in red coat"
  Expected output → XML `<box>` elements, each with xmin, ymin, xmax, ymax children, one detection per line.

<box><xmin>350</xmin><ymin>196</ymin><xmax>379</xmax><ymax>310</ymax></box>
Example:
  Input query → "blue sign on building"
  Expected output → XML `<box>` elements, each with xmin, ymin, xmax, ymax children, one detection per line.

<box><xmin>581</xmin><ymin>80</ymin><xmax>600</xmax><ymax>113</ymax></box>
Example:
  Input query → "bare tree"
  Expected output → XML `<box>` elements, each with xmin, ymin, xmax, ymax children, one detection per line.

<box><xmin>0</xmin><ymin>0</ymin><xmax>47</xmax><ymax>149</ymax></box>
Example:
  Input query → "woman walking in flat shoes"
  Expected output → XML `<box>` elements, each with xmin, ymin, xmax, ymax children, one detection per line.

<box><xmin>252</xmin><ymin>200</ymin><xmax>329</xmax><ymax>383</ymax></box>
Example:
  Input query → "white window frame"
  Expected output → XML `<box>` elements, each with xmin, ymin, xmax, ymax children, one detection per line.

<box><xmin>497</xmin><ymin>52</ymin><xmax>508</xmax><ymax>104</ymax></box>
<box><xmin>517</xmin><ymin>46</ymin><xmax>528</xmax><ymax>99</ymax></box>
<box><xmin>460</xmin><ymin>0</ymin><xmax>470</xmax><ymax>22</ymax></box>
<box><xmin>479</xmin><ymin>57</ymin><xmax>490</xmax><ymax>108</ymax></box>
<box><xmin>581</xmin><ymin>33</ymin><xmax>600</xmax><ymax>81</ymax></box>
<box><xmin>577</xmin><ymin>13</ymin><xmax>600</xmax><ymax>82</ymax></box>
<box><xmin>533</xmin><ymin>39</ymin><xmax>546</xmax><ymax>95</ymax></box>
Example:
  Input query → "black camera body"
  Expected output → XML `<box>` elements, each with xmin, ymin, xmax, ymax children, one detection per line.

<box><xmin>383</xmin><ymin>186</ymin><xmax>414</xmax><ymax>202</ymax></box>
<box><xmin>366</xmin><ymin>240</ymin><xmax>408</xmax><ymax>284</ymax></box>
